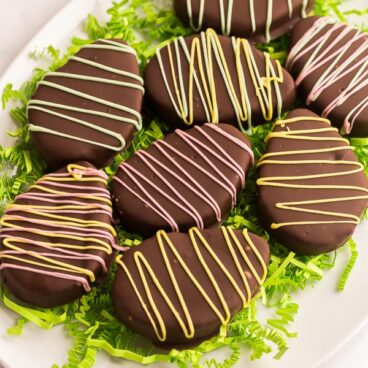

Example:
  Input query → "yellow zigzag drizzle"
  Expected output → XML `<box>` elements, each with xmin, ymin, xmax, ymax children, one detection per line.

<box><xmin>257</xmin><ymin>117</ymin><xmax>368</xmax><ymax>229</ymax></box>
<box><xmin>116</xmin><ymin>226</ymin><xmax>267</xmax><ymax>342</ymax></box>
<box><xmin>157</xmin><ymin>28</ymin><xmax>283</xmax><ymax>133</ymax></box>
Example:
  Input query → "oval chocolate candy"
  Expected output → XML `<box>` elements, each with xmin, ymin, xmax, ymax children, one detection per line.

<box><xmin>112</xmin><ymin>226</ymin><xmax>270</xmax><ymax>347</ymax></box>
<box><xmin>287</xmin><ymin>17</ymin><xmax>368</xmax><ymax>137</ymax></box>
<box><xmin>175</xmin><ymin>0</ymin><xmax>314</xmax><ymax>42</ymax></box>
<box><xmin>28</xmin><ymin>39</ymin><xmax>144</xmax><ymax>169</ymax></box>
<box><xmin>144</xmin><ymin>29</ymin><xmax>295</xmax><ymax>131</ymax></box>
<box><xmin>111</xmin><ymin>123</ymin><xmax>254</xmax><ymax>237</ymax></box>
<box><xmin>0</xmin><ymin>162</ymin><xmax>117</xmax><ymax>308</ymax></box>
<box><xmin>257</xmin><ymin>109</ymin><xmax>368</xmax><ymax>255</ymax></box>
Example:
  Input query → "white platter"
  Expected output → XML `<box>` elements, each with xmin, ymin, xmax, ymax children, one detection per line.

<box><xmin>0</xmin><ymin>0</ymin><xmax>367</xmax><ymax>367</ymax></box>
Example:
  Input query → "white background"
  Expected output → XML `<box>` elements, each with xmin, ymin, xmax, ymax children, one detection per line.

<box><xmin>0</xmin><ymin>1</ymin><xmax>367</xmax><ymax>368</ymax></box>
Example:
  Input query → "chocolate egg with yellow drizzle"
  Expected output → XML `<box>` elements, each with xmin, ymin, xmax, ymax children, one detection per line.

<box><xmin>144</xmin><ymin>29</ymin><xmax>295</xmax><ymax>132</ymax></box>
<box><xmin>257</xmin><ymin>109</ymin><xmax>368</xmax><ymax>255</ymax></box>
<box><xmin>0</xmin><ymin>162</ymin><xmax>118</xmax><ymax>308</ymax></box>
<box><xmin>112</xmin><ymin>227</ymin><xmax>270</xmax><ymax>347</ymax></box>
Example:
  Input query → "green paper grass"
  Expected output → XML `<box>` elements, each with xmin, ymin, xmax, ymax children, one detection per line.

<box><xmin>0</xmin><ymin>1</ymin><xmax>367</xmax><ymax>367</ymax></box>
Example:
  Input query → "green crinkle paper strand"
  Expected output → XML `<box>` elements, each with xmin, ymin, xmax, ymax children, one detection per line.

<box><xmin>0</xmin><ymin>0</ymin><xmax>367</xmax><ymax>367</ymax></box>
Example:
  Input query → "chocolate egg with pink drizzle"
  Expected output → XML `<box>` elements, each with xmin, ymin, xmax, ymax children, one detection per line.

<box><xmin>287</xmin><ymin>16</ymin><xmax>368</xmax><ymax>137</ymax></box>
<box><xmin>111</xmin><ymin>123</ymin><xmax>254</xmax><ymax>237</ymax></box>
<box><xmin>0</xmin><ymin>162</ymin><xmax>118</xmax><ymax>308</ymax></box>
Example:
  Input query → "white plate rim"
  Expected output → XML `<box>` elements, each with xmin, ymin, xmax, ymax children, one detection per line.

<box><xmin>0</xmin><ymin>1</ymin><xmax>367</xmax><ymax>368</ymax></box>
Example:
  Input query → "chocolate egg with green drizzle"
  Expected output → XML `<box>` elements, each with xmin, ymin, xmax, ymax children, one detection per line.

<box><xmin>28</xmin><ymin>39</ymin><xmax>144</xmax><ymax>169</ymax></box>
<box><xmin>175</xmin><ymin>0</ymin><xmax>314</xmax><ymax>42</ymax></box>
<box><xmin>144</xmin><ymin>29</ymin><xmax>295</xmax><ymax>132</ymax></box>
<box><xmin>111</xmin><ymin>123</ymin><xmax>254</xmax><ymax>238</ymax></box>
<box><xmin>112</xmin><ymin>227</ymin><xmax>270</xmax><ymax>347</ymax></box>
<box><xmin>257</xmin><ymin>109</ymin><xmax>368</xmax><ymax>255</ymax></box>
<box><xmin>0</xmin><ymin>162</ymin><xmax>118</xmax><ymax>308</ymax></box>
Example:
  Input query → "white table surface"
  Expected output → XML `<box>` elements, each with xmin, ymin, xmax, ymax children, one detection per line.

<box><xmin>0</xmin><ymin>1</ymin><xmax>367</xmax><ymax>368</ymax></box>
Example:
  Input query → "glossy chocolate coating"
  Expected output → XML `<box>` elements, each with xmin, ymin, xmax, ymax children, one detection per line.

<box><xmin>175</xmin><ymin>0</ymin><xmax>314</xmax><ymax>42</ymax></box>
<box><xmin>111</xmin><ymin>123</ymin><xmax>253</xmax><ymax>237</ymax></box>
<box><xmin>288</xmin><ymin>17</ymin><xmax>368</xmax><ymax>137</ymax></box>
<box><xmin>257</xmin><ymin>109</ymin><xmax>368</xmax><ymax>255</ymax></box>
<box><xmin>112</xmin><ymin>228</ymin><xmax>270</xmax><ymax>347</ymax></box>
<box><xmin>0</xmin><ymin>162</ymin><xmax>115</xmax><ymax>308</ymax></box>
<box><xmin>144</xmin><ymin>32</ymin><xmax>295</xmax><ymax>130</ymax></box>
<box><xmin>28</xmin><ymin>39</ymin><xmax>143</xmax><ymax>169</ymax></box>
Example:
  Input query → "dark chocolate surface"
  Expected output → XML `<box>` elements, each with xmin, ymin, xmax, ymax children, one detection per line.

<box><xmin>112</xmin><ymin>123</ymin><xmax>253</xmax><ymax>237</ymax></box>
<box><xmin>287</xmin><ymin>16</ymin><xmax>368</xmax><ymax>137</ymax></box>
<box><xmin>0</xmin><ymin>162</ymin><xmax>116</xmax><ymax>308</ymax></box>
<box><xmin>144</xmin><ymin>31</ymin><xmax>295</xmax><ymax>130</ymax></box>
<box><xmin>175</xmin><ymin>0</ymin><xmax>314</xmax><ymax>42</ymax></box>
<box><xmin>28</xmin><ymin>39</ymin><xmax>143</xmax><ymax>169</ymax></box>
<box><xmin>257</xmin><ymin>109</ymin><xmax>368</xmax><ymax>255</ymax></box>
<box><xmin>112</xmin><ymin>227</ymin><xmax>270</xmax><ymax>347</ymax></box>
